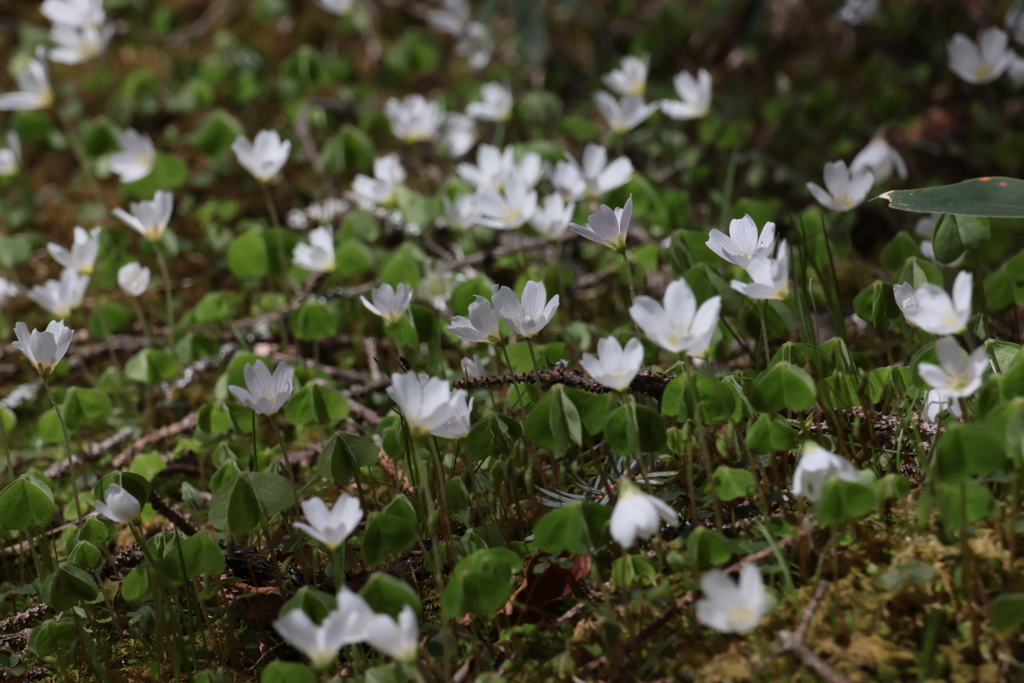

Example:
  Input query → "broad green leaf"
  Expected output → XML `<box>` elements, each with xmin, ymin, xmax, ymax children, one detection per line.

<box><xmin>749</xmin><ymin>362</ymin><xmax>817</xmax><ymax>413</ymax></box>
<box><xmin>686</xmin><ymin>526</ymin><xmax>734</xmax><ymax>568</ymax></box>
<box><xmin>533</xmin><ymin>501</ymin><xmax>611</xmax><ymax>554</ymax></box>
<box><xmin>711</xmin><ymin>466</ymin><xmax>756</xmax><ymax>501</ymax></box>
<box><xmin>360</xmin><ymin>572</ymin><xmax>422</xmax><ymax>618</ymax></box>
<box><xmin>0</xmin><ymin>475</ymin><xmax>54</xmax><ymax>530</ymax></box>
<box><xmin>881</xmin><ymin>177</ymin><xmax>1024</xmax><ymax>217</ymax></box>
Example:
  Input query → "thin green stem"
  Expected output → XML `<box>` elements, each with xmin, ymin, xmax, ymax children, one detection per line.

<box><xmin>130</xmin><ymin>296</ymin><xmax>152</xmax><ymax>345</ymax></box>
<box><xmin>0</xmin><ymin>408</ymin><xmax>12</xmax><ymax>478</ymax></box>
<box><xmin>154</xmin><ymin>245</ymin><xmax>176</xmax><ymax>347</ymax></box>
<box><xmin>42</xmin><ymin>377</ymin><xmax>83</xmax><ymax>522</ymax></box>
<box><xmin>758</xmin><ymin>301</ymin><xmax>771</xmax><ymax>369</ymax></box>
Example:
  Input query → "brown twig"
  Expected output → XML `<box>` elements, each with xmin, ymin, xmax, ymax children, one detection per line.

<box><xmin>453</xmin><ymin>366</ymin><xmax>675</xmax><ymax>400</ymax></box>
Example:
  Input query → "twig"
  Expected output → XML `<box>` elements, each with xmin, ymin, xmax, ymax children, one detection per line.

<box><xmin>148</xmin><ymin>489</ymin><xmax>197</xmax><ymax>536</ymax></box>
<box><xmin>454</xmin><ymin>367</ymin><xmax>675</xmax><ymax>400</ymax></box>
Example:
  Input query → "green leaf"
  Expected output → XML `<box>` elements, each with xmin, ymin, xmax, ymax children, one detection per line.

<box><xmin>711</xmin><ymin>466</ymin><xmax>756</xmax><ymax>501</ymax></box>
<box><xmin>533</xmin><ymin>501</ymin><xmax>611</xmax><ymax>554</ymax></box>
<box><xmin>563</xmin><ymin>387</ymin><xmax>614</xmax><ymax>436</ymax></box>
<box><xmin>881</xmin><ymin>177</ymin><xmax>1024</xmax><ymax>217</ymax></box>
<box><xmin>122</xmin><ymin>152</ymin><xmax>189</xmax><ymax>198</ymax></box>
<box><xmin>290</xmin><ymin>300</ymin><xmax>338</xmax><ymax>341</ymax></box>
<box><xmin>261</xmin><ymin>661</ymin><xmax>317</xmax><ymax>683</ymax></box>
<box><xmin>121</xmin><ymin>565</ymin><xmax>150</xmax><ymax>602</ymax></box>
<box><xmin>686</xmin><ymin>526</ymin><xmax>734</xmax><ymax>568</ymax></box>
<box><xmin>934</xmin><ymin>424</ymin><xmax>1006</xmax><ymax>484</ymax></box>
<box><xmin>750</xmin><ymin>362</ymin><xmax>817</xmax><ymax>413</ymax></box>
<box><xmin>853</xmin><ymin>281</ymin><xmax>900</xmax><ymax>328</ymax></box>
<box><xmin>87</xmin><ymin>299</ymin><xmax>132</xmax><ymax>339</ymax></box>
<box><xmin>179</xmin><ymin>530</ymin><xmax>227</xmax><ymax>578</ymax></box>
<box><xmin>359</xmin><ymin>573</ymin><xmax>421</xmax><ymax>618</ymax></box>
<box><xmin>442</xmin><ymin>548</ymin><xmax>523</xmax><ymax>619</ymax></box>
<box><xmin>285</xmin><ymin>384</ymin><xmax>349</xmax><ymax>426</ymax></box>
<box><xmin>991</xmin><ymin>593</ymin><xmax>1024</xmax><ymax>634</ymax></box>
<box><xmin>816</xmin><ymin>478</ymin><xmax>877</xmax><ymax>527</ymax></box>
<box><xmin>125</xmin><ymin>348</ymin><xmax>181</xmax><ymax>384</ymax></box>
<box><xmin>746</xmin><ymin>414</ymin><xmax>799</xmax><ymax>453</ymax></box>
<box><xmin>605</xmin><ymin>404</ymin><xmax>666</xmax><ymax>454</ymax></box>
<box><xmin>0</xmin><ymin>475</ymin><xmax>54</xmax><ymax>530</ymax></box>
<box><xmin>466</xmin><ymin>414</ymin><xmax>522</xmax><ymax>462</ymax></box>
<box><xmin>27</xmin><ymin>618</ymin><xmax>78</xmax><ymax>657</ymax></box>
<box><xmin>879</xmin><ymin>232</ymin><xmax>922</xmax><ymax>271</ymax></box>
<box><xmin>661</xmin><ymin>373</ymin><xmax>739</xmax><ymax>424</ymax></box>
<box><xmin>317</xmin><ymin>433</ymin><xmax>378</xmax><ymax>483</ymax></box>
<box><xmin>227</xmin><ymin>230</ymin><xmax>270</xmax><ymax>279</ymax></box>
<box><xmin>936</xmin><ymin>482</ymin><xmax>993</xmax><ymax>526</ymax></box>
<box><xmin>192</xmin><ymin>108</ymin><xmax>245</xmax><ymax>155</ymax></box>
<box><xmin>362</xmin><ymin>500</ymin><xmax>418</xmax><ymax>566</ymax></box>
<box><xmin>548</xmin><ymin>385</ymin><xmax>582</xmax><ymax>450</ymax></box>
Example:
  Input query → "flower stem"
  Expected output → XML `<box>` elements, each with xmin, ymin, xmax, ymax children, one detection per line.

<box><xmin>758</xmin><ymin>301</ymin><xmax>771</xmax><ymax>369</ymax></box>
<box><xmin>0</xmin><ymin>408</ymin><xmax>12</xmax><ymax>478</ymax></box>
<box><xmin>154</xmin><ymin>244</ymin><xmax>176</xmax><ymax>347</ymax></box>
<box><xmin>42</xmin><ymin>377</ymin><xmax>83</xmax><ymax>522</ymax></box>
<box><xmin>525</xmin><ymin>337</ymin><xmax>543</xmax><ymax>386</ymax></box>
<box><xmin>131</xmin><ymin>297</ymin><xmax>152</xmax><ymax>345</ymax></box>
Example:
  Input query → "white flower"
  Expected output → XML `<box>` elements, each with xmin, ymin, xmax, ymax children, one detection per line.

<box><xmin>41</xmin><ymin>0</ymin><xmax>106</xmax><ymax>28</ymax></box>
<box><xmin>287</xmin><ymin>208</ymin><xmax>310</xmax><ymax>230</ymax></box>
<box><xmin>431</xmin><ymin>395</ymin><xmax>473</xmax><ymax>439</ymax></box>
<box><xmin>1009</xmin><ymin>3</ymin><xmax>1024</xmax><ymax>45</ymax></box>
<box><xmin>353</xmin><ymin>154</ymin><xmax>406</xmax><ymax>206</ymax></box>
<box><xmin>437</xmin><ymin>112</ymin><xmax>477</xmax><ymax>157</ymax></box>
<box><xmin>580</xmin><ymin>337</ymin><xmax>644</xmax><ymax>392</ymax></box>
<box><xmin>418</xmin><ymin>263</ymin><xmax>462</xmax><ymax>312</ymax></box>
<box><xmin>529</xmin><ymin>194</ymin><xmax>575</xmax><ymax>241</ymax></box>
<box><xmin>0</xmin><ymin>58</ymin><xmax>53</xmax><ymax>111</ymax></box>
<box><xmin>609</xmin><ymin>479</ymin><xmax>680</xmax><ymax>549</ymax></box>
<box><xmin>850</xmin><ymin>137</ymin><xmax>907</xmax><ymax>183</ymax></box>
<box><xmin>273</xmin><ymin>595</ymin><xmax>369</xmax><ymax>670</ymax></box>
<box><xmin>294</xmin><ymin>493</ymin><xmax>363</xmax><ymax>551</ymax></box>
<box><xmin>385</xmin><ymin>95</ymin><xmax>444</xmax><ymax>143</ymax></box>
<box><xmin>806</xmin><ymin>160</ymin><xmax>874</xmax><ymax>212</ymax></box>
<box><xmin>0</xmin><ymin>132</ymin><xmax>22</xmax><ymax>176</ymax></box>
<box><xmin>476</xmin><ymin>171</ymin><xmax>538</xmax><ymax>230</ymax></box>
<box><xmin>603</xmin><ymin>55</ymin><xmax>649</xmax><ymax>97</ymax></box>
<box><xmin>365</xmin><ymin>605</ymin><xmax>419</xmax><ymax>664</ymax></box>
<box><xmin>112</xmin><ymin>190</ymin><xmax>174</xmax><ymax>242</ymax></box>
<box><xmin>791</xmin><ymin>442</ymin><xmax>859</xmax><ymax>502</ymax></box>
<box><xmin>918</xmin><ymin>336</ymin><xmax>988</xmax><ymax>399</ymax></box>
<box><xmin>360</xmin><ymin>283</ymin><xmax>414</xmax><ymax>325</ymax></box>
<box><xmin>466</xmin><ymin>82</ymin><xmax>512</xmax><ymax>122</ymax></box>
<box><xmin>892</xmin><ymin>270</ymin><xmax>971</xmax><ymax>335</ymax></box>
<box><xmin>232</xmin><ymin>130</ymin><xmax>291</xmax><ymax>182</ymax></box>
<box><xmin>455</xmin><ymin>21</ymin><xmax>493</xmax><ymax>70</ymax></box>
<box><xmin>593</xmin><ymin>92</ymin><xmax>657</xmax><ymax>134</ymax></box>
<box><xmin>549</xmin><ymin>156</ymin><xmax>587</xmax><ymax>202</ymax></box>
<box><xmin>923</xmin><ymin>388</ymin><xmax>962</xmax><ymax>423</ymax></box>
<box><xmin>94</xmin><ymin>483</ymin><xmax>141</xmax><ymax>524</ymax></box>
<box><xmin>579</xmin><ymin>144</ymin><xmax>633</xmax><ymax>197</ymax></box>
<box><xmin>839</xmin><ymin>0</ymin><xmax>879</xmax><ymax>25</ymax></box>
<box><xmin>27</xmin><ymin>269</ymin><xmax>90</xmax><ymax>319</ymax></box>
<box><xmin>386</xmin><ymin>372</ymin><xmax>469</xmax><ymax>436</ymax></box>
<box><xmin>660</xmin><ymin>68</ymin><xmax>712</xmax><ymax>121</ymax></box>
<box><xmin>314</xmin><ymin>0</ymin><xmax>355</xmax><ymax>15</ymax></box>
<box><xmin>491</xmin><ymin>281</ymin><xmax>559</xmax><ymax>339</ymax></box>
<box><xmin>293</xmin><ymin>226</ymin><xmax>336</xmax><ymax>273</ymax></box>
<box><xmin>48</xmin><ymin>24</ymin><xmax>113</xmax><ymax>65</ymax></box>
<box><xmin>425</xmin><ymin>0</ymin><xmax>470</xmax><ymax>34</ymax></box>
<box><xmin>1008</xmin><ymin>53</ymin><xmax>1024</xmax><ymax>88</ymax></box>
<box><xmin>947</xmin><ymin>28</ymin><xmax>1014</xmax><ymax>84</ymax></box>
<box><xmin>695</xmin><ymin>564</ymin><xmax>770</xmax><ymax>634</ymax></box>
<box><xmin>12</xmin><ymin>320</ymin><xmax>74</xmax><ymax>375</ymax></box>
<box><xmin>0</xmin><ymin>277</ymin><xmax>21</xmax><ymax>305</ymax></box>
<box><xmin>730</xmin><ymin>240</ymin><xmax>790</xmax><ymax>301</ymax></box>
<box><xmin>630</xmin><ymin>279</ymin><xmax>721</xmax><ymax>357</ymax></box>
<box><xmin>457</xmin><ymin>144</ymin><xmax>542</xmax><ymax>191</ymax></box>
<box><xmin>228</xmin><ymin>360</ymin><xmax>295</xmax><ymax>415</ymax></box>
<box><xmin>442</xmin><ymin>194</ymin><xmax>482</xmax><ymax>232</ymax></box>
<box><xmin>461</xmin><ymin>354</ymin><xmax>486</xmax><ymax>379</ymax></box>
<box><xmin>109</xmin><ymin>129</ymin><xmax>156</xmax><ymax>184</ymax></box>
<box><xmin>447</xmin><ymin>296</ymin><xmax>501</xmax><ymax>345</ymax></box>
<box><xmin>914</xmin><ymin>213</ymin><xmax>940</xmax><ymax>237</ymax></box>
<box><xmin>117</xmin><ymin>262</ymin><xmax>151</xmax><ymax>297</ymax></box>
<box><xmin>47</xmin><ymin>226</ymin><xmax>101</xmax><ymax>275</ymax></box>
<box><xmin>570</xmin><ymin>195</ymin><xmax>632</xmax><ymax>252</ymax></box>
<box><xmin>706</xmin><ymin>215</ymin><xmax>776</xmax><ymax>270</ymax></box>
